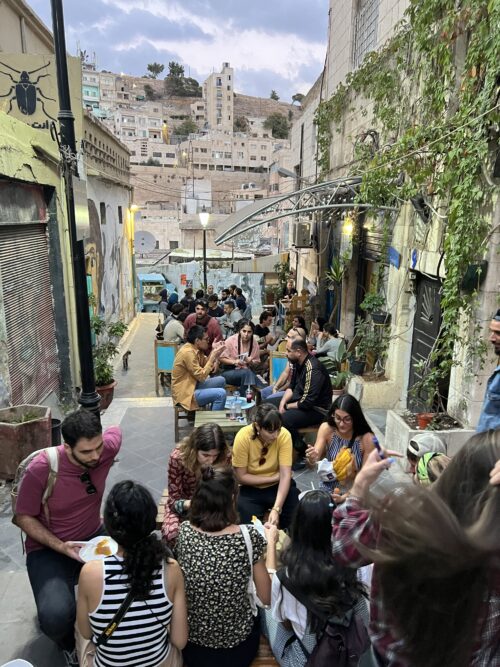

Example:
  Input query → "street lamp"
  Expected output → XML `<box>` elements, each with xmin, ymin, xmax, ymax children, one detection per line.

<box><xmin>199</xmin><ymin>205</ymin><xmax>210</xmax><ymax>289</ymax></box>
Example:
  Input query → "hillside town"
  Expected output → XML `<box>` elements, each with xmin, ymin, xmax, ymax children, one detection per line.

<box><xmin>0</xmin><ymin>0</ymin><xmax>499</xmax><ymax>666</ymax></box>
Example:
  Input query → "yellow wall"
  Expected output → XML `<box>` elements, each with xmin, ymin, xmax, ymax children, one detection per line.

<box><xmin>0</xmin><ymin>0</ymin><xmax>53</xmax><ymax>55</ymax></box>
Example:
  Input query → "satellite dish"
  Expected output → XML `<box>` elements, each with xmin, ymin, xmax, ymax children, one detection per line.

<box><xmin>134</xmin><ymin>231</ymin><xmax>157</xmax><ymax>253</ymax></box>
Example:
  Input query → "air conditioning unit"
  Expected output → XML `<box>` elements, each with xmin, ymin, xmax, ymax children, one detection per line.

<box><xmin>293</xmin><ymin>222</ymin><xmax>312</xmax><ymax>248</ymax></box>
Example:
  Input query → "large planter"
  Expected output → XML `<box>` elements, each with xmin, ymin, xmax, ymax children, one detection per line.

<box><xmin>385</xmin><ymin>410</ymin><xmax>475</xmax><ymax>458</ymax></box>
<box><xmin>371</xmin><ymin>311</ymin><xmax>391</xmax><ymax>325</ymax></box>
<box><xmin>0</xmin><ymin>405</ymin><xmax>51</xmax><ymax>480</ymax></box>
<box><xmin>96</xmin><ymin>380</ymin><xmax>117</xmax><ymax>410</ymax></box>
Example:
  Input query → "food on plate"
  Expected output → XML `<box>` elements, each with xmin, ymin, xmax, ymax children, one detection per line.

<box><xmin>95</xmin><ymin>538</ymin><xmax>112</xmax><ymax>556</ymax></box>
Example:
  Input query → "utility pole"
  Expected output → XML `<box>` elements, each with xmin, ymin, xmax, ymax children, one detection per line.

<box><xmin>50</xmin><ymin>0</ymin><xmax>101</xmax><ymax>415</ymax></box>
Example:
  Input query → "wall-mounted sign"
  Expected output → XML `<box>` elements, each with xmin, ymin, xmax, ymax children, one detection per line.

<box><xmin>388</xmin><ymin>246</ymin><xmax>401</xmax><ymax>269</ymax></box>
<box><xmin>411</xmin><ymin>249</ymin><xmax>418</xmax><ymax>269</ymax></box>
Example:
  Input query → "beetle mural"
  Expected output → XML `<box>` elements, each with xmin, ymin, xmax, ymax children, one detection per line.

<box><xmin>0</xmin><ymin>60</ymin><xmax>56</xmax><ymax>120</ymax></box>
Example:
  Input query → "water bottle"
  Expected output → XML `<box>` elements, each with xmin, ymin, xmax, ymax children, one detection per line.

<box><xmin>233</xmin><ymin>391</ymin><xmax>241</xmax><ymax>420</ymax></box>
<box><xmin>229</xmin><ymin>396</ymin><xmax>236</xmax><ymax>420</ymax></box>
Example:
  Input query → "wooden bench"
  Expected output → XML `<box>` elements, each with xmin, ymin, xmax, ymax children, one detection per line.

<box><xmin>156</xmin><ymin>488</ymin><xmax>169</xmax><ymax>530</ymax></box>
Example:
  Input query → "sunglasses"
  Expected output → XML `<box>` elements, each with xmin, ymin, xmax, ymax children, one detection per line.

<box><xmin>258</xmin><ymin>445</ymin><xmax>269</xmax><ymax>466</ymax></box>
<box><xmin>80</xmin><ymin>471</ymin><xmax>97</xmax><ymax>495</ymax></box>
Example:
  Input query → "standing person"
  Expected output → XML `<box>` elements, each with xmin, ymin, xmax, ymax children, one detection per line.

<box><xmin>159</xmin><ymin>288</ymin><xmax>169</xmax><ymax>320</ymax></box>
<box><xmin>13</xmin><ymin>410</ymin><xmax>122</xmax><ymax>667</ymax></box>
<box><xmin>171</xmin><ymin>326</ymin><xmax>227</xmax><ymax>411</ymax></box>
<box><xmin>306</xmin><ymin>394</ymin><xmax>375</xmax><ymax>499</ymax></box>
<box><xmin>76</xmin><ymin>481</ymin><xmax>187</xmax><ymax>667</ymax></box>
<box><xmin>332</xmin><ymin>431</ymin><xmax>500</xmax><ymax>667</ymax></box>
<box><xmin>282</xmin><ymin>279</ymin><xmax>298</xmax><ymax>300</ymax></box>
<box><xmin>206</xmin><ymin>284</ymin><xmax>215</xmax><ymax>297</ymax></box>
<box><xmin>232</xmin><ymin>404</ymin><xmax>299</xmax><ymax>529</ymax></box>
<box><xmin>277</xmin><ymin>338</ymin><xmax>332</xmax><ymax>469</ymax></box>
<box><xmin>219</xmin><ymin>319</ymin><xmax>262</xmax><ymax>392</ymax></box>
<box><xmin>477</xmin><ymin>309</ymin><xmax>500</xmax><ymax>431</ymax></box>
<box><xmin>162</xmin><ymin>424</ymin><xmax>230</xmax><ymax>548</ymax></box>
<box><xmin>234</xmin><ymin>287</ymin><xmax>247</xmax><ymax>314</ymax></box>
<box><xmin>261</xmin><ymin>491</ymin><xmax>368</xmax><ymax>666</ymax></box>
<box><xmin>207</xmin><ymin>295</ymin><xmax>224</xmax><ymax>318</ymax></box>
<box><xmin>183</xmin><ymin>299</ymin><xmax>223</xmax><ymax>354</ymax></box>
<box><xmin>217</xmin><ymin>299</ymin><xmax>242</xmax><ymax>337</ymax></box>
<box><xmin>163</xmin><ymin>304</ymin><xmax>187</xmax><ymax>344</ymax></box>
<box><xmin>176</xmin><ymin>466</ymin><xmax>271</xmax><ymax>667</ymax></box>
<box><xmin>180</xmin><ymin>288</ymin><xmax>196</xmax><ymax>313</ymax></box>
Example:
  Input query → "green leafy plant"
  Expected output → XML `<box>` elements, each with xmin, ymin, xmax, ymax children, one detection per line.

<box><xmin>90</xmin><ymin>312</ymin><xmax>128</xmax><ymax>387</ymax></box>
<box><xmin>314</xmin><ymin>0</ymin><xmax>499</xmax><ymax>400</ymax></box>
<box><xmin>353</xmin><ymin>317</ymin><xmax>390</xmax><ymax>370</ymax></box>
<box><xmin>360</xmin><ymin>291</ymin><xmax>386</xmax><ymax>314</ymax></box>
<box><xmin>330</xmin><ymin>370</ymin><xmax>351</xmax><ymax>389</ymax></box>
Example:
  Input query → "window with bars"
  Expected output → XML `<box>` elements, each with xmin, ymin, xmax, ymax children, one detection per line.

<box><xmin>352</xmin><ymin>0</ymin><xmax>380</xmax><ymax>69</ymax></box>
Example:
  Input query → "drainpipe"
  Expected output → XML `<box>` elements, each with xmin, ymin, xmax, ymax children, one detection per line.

<box><xmin>50</xmin><ymin>0</ymin><xmax>100</xmax><ymax>416</ymax></box>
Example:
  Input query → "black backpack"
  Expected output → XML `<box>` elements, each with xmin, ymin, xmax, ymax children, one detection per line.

<box><xmin>277</xmin><ymin>569</ymin><xmax>370</xmax><ymax>667</ymax></box>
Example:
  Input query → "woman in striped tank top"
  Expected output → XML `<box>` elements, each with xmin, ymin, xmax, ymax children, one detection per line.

<box><xmin>306</xmin><ymin>394</ymin><xmax>375</xmax><ymax>503</ymax></box>
<box><xmin>76</xmin><ymin>481</ymin><xmax>187</xmax><ymax>667</ymax></box>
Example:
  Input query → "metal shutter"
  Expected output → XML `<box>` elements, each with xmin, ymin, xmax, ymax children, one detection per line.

<box><xmin>0</xmin><ymin>224</ymin><xmax>60</xmax><ymax>404</ymax></box>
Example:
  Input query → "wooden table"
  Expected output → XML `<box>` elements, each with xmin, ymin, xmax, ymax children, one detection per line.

<box><xmin>194</xmin><ymin>410</ymin><xmax>249</xmax><ymax>434</ymax></box>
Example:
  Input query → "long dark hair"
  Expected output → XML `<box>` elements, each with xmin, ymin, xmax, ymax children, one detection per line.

<box><xmin>189</xmin><ymin>466</ymin><xmax>239</xmax><ymax>531</ymax></box>
<box><xmin>368</xmin><ymin>430</ymin><xmax>500</xmax><ymax>667</ymax></box>
<box><xmin>237</xmin><ymin>318</ymin><xmax>255</xmax><ymax>356</ymax></box>
<box><xmin>104</xmin><ymin>481</ymin><xmax>169</xmax><ymax>599</ymax></box>
<box><xmin>327</xmin><ymin>394</ymin><xmax>372</xmax><ymax>438</ymax></box>
<box><xmin>178</xmin><ymin>423</ymin><xmax>229</xmax><ymax>474</ymax></box>
<box><xmin>282</xmin><ymin>491</ymin><xmax>365</xmax><ymax>634</ymax></box>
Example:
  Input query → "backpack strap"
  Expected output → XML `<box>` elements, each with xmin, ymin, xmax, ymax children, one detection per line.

<box><xmin>276</xmin><ymin>568</ymin><xmax>329</xmax><ymax>625</ymax></box>
<box><xmin>41</xmin><ymin>448</ymin><xmax>59</xmax><ymax>524</ymax></box>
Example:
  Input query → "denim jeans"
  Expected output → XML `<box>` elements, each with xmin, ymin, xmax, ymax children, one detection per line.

<box><xmin>260</xmin><ymin>386</ymin><xmax>285</xmax><ymax>401</ymax></box>
<box><xmin>194</xmin><ymin>376</ymin><xmax>227</xmax><ymax>410</ymax></box>
<box><xmin>221</xmin><ymin>368</ymin><xmax>257</xmax><ymax>392</ymax></box>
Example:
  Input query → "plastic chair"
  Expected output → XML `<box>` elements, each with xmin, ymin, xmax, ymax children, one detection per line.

<box><xmin>154</xmin><ymin>340</ymin><xmax>178</xmax><ymax>395</ymax></box>
<box><xmin>269</xmin><ymin>351</ymin><xmax>288</xmax><ymax>386</ymax></box>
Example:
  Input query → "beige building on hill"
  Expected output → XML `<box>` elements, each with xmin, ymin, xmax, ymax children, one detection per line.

<box><xmin>203</xmin><ymin>62</ymin><xmax>234</xmax><ymax>132</ymax></box>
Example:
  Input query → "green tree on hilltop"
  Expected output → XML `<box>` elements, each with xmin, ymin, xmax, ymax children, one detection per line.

<box><xmin>270</xmin><ymin>90</ymin><xmax>280</xmax><ymax>100</ymax></box>
<box><xmin>146</xmin><ymin>62</ymin><xmax>164</xmax><ymax>79</ymax></box>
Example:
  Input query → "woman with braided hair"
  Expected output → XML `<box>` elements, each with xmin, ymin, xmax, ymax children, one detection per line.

<box><xmin>76</xmin><ymin>481</ymin><xmax>187</xmax><ymax>666</ymax></box>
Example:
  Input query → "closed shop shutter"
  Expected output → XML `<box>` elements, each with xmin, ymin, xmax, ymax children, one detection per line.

<box><xmin>0</xmin><ymin>224</ymin><xmax>60</xmax><ymax>404</ymax></box>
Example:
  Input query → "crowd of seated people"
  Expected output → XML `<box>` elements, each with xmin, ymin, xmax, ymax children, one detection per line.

<box><xmin>76</xmin><ymin>422</ymin><xmax>500</xmax><ymax>667</ymax></box>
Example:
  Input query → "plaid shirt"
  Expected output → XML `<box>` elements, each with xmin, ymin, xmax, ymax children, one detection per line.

<box><xmin>332</xmin><ymin>497</ymin><xmax>500</xmax><ymax>666</ymax></box>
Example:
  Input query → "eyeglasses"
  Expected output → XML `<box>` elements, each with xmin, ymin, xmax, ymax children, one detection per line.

<box><xmin>80</xmin><ymin>471</ymin><xmax>97</xmax><ymax>495</ymax></box>
<box><xmin>258</xmin><ymin>446</ymin><xmax>269</xmax><ymax>466</ymax></box>
<box><xmin>334</xmin><ymin>414</ymin><xmax>352</xmax><ymax>424</ymax></box>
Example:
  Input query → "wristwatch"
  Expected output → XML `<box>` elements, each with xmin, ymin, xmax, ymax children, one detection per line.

<box><xmin>272</xmin><ymin>506</ymin><xmax>281</xmax><ymax>514</ymax></box>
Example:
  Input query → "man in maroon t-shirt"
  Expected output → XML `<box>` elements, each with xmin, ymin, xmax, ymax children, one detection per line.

<box><xmin>183</xmin><ymin>298</ymin><xmax>223</xmax><ymax>354</ymax></box>
<box><xmin>15</xmin><ymin>410</ymin><xmax>122</xmax><ymax>667</ymax></box>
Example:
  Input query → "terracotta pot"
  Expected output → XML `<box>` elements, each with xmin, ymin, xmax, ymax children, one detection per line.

<box><xmin>96</xmin><ymin>380</ymin><xmax>117</xmax><ymax>410</ymax></box>
<box><xmin>331</xmin><ymin>388</ymin><xmax>345</xmax><ymax>397</ymax></box>
<box><xmin>0</xmin><ymin>405</ymin><xmax>51</xmax><ymax>479</ymax></box>
<box><xmin>417</xmin><ymin>412</ymin><xmax>435</xmax><ymax>430</ymax></box>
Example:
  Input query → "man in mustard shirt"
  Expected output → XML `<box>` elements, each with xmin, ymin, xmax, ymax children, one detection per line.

<box><xmin>232</xmin><ymin>404</ymin><xmax>299</xmax><ymax>529</ymax></box>
<box><xmin>171</xmin><ymin>325</ymin><xmax>227</xmax><ymax>411</ymax></box>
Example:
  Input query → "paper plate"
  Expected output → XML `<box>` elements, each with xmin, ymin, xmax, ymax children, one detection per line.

<box><xmin>80</xmin><ymin>536</ymin><xmax>119</xmax><ymax>562</ymax></box>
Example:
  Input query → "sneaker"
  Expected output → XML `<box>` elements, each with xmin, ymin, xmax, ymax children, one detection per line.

<box><xmin>292</xmin><ymin>457</ymin><xmax>307</xmax><ymax>471</ymax></box>
<box><xmin>63</xmin><ymin>649</ymin><xmax>79</xmax><ymax>667</ymax></box>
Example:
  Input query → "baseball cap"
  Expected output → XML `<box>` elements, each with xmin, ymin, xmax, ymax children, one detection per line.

<box><xmin>407</xmin><ymin>433</ymin><xmax>446</xmax><ymax>458</ymax></box>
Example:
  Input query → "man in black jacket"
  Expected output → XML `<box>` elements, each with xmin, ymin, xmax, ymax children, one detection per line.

<box><xmin>278</xmin><ymin>338</ymin><xmax>332</xmax><ymax>469</ymax></box>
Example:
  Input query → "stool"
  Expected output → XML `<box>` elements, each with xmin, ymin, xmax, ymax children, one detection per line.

<box><xmin>174</xmin><ymin>404</ymin><xmax>195</xmax><ymax>441</ymax></box>
<box><xmin>156</xmin><ymin>488</ymin><xmax>169</xmax><ymax>530</ymax></box>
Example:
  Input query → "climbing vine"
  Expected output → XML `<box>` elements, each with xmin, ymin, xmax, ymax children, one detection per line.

<box><xmin>314</xmin><ymin>0</ymin><xmax>500</xmax><ymax>404</ymax></box>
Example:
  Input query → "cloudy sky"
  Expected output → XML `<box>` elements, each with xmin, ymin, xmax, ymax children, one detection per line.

<box><xmin>29</xmin><ymin>0</ymin><xmax>329</xmax><ymax>102</ymax></box>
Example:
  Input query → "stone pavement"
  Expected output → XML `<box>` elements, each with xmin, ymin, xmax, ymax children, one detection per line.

<box><xmin>0</xmin><ymin>313</ymin><xmax>386</xmax><ymax>665</ymax></box>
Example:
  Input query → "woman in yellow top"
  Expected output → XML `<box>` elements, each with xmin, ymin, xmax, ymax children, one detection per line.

<box><xmin>232</xmin><ymin>404</ymin><xmax>299</xmax><ymax>529</ymax></box>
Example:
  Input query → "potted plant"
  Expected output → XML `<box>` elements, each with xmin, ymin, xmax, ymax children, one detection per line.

<box><xmin>0</xmin><ymin>405</ymin><xmax>51</xmax><ymax>479</ymax></box>
<box><xmin>330</xmin><ymin>370</ymin><xmax>351</xmax><ymax>396</ymax></box>
<box><xmin>350</xmin><ymin>317</ymin><xmax>390</xmax><ymax>375</ymax></box>
<box><xmin>90</xmin><ymin>314</ymin><xmax>128</xmax><ymax>409</ymax></box>
<box><xmin>360</xmin><ymin>291</ymin><xmax>391</xmax><ymax>325</ymax></box>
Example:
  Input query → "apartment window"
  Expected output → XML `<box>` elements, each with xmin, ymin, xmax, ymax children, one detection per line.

<box><xmin>216</xmin><ymin>78</ymin><xmax>222</xmax><ymax>86</ymax></box>
<box><xmin>100</xmin><ymin>202</ymin><xmax>106</xmax><ymax>225</ymax></box>
<box><xmin>261</xmin><ymin>156</ymin><xmax>267</xmax><ymax>161</ymax></box>
<box><xmin>227</xmin><ymin>85</ymin><xmax>231</xmax><ymax>91</ymax></box>
<box><xmin>237</xmin><ymin>151</ymin><xmax>244</xmax><ymax>159</ymax></box>
<box><xmin>261</xmin><ymin>144</ymin><xmax>267</xmax><ymax>149</ymax></box>
<box><xmin>118</xmin><ymin>206</ymin><xmax>123</xmax><ymax>224</ymax></box>
<box><xmin>152</xmin><ymin>152</ymin><xmax>162</xmax><ymax>157</ymax></box>
<box><xmin>250</xmin><ymin>156</ymin><xmax>256</xmax><ymax>161</ymax></box>
<box><xmin>170</xmin><ymin>240</ymin><xmax>179</xmax><ymax>249</ymax></box>
<box><xmin>224</xmin><ymin>152</ymin><xmax>232</xmax><ymax>158</ymax></box>
<box><xmin>352</xmin><ymin>0</ymin><xmax>380</xmax><ymax>68</ymax></box>
<box><xmin>200</xmin><ymin>148</ymin><xmax>208</xmax><ymax>153</ymax></box>
<box><xmin>166</xmin><ymin>152</ymin><xmax>175</xmax><ymax>158</ymax></box>
<box><xmin>194</xmin><ymin>147</ymin><xmax>199</xmax><ymax>152</ymax></box>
